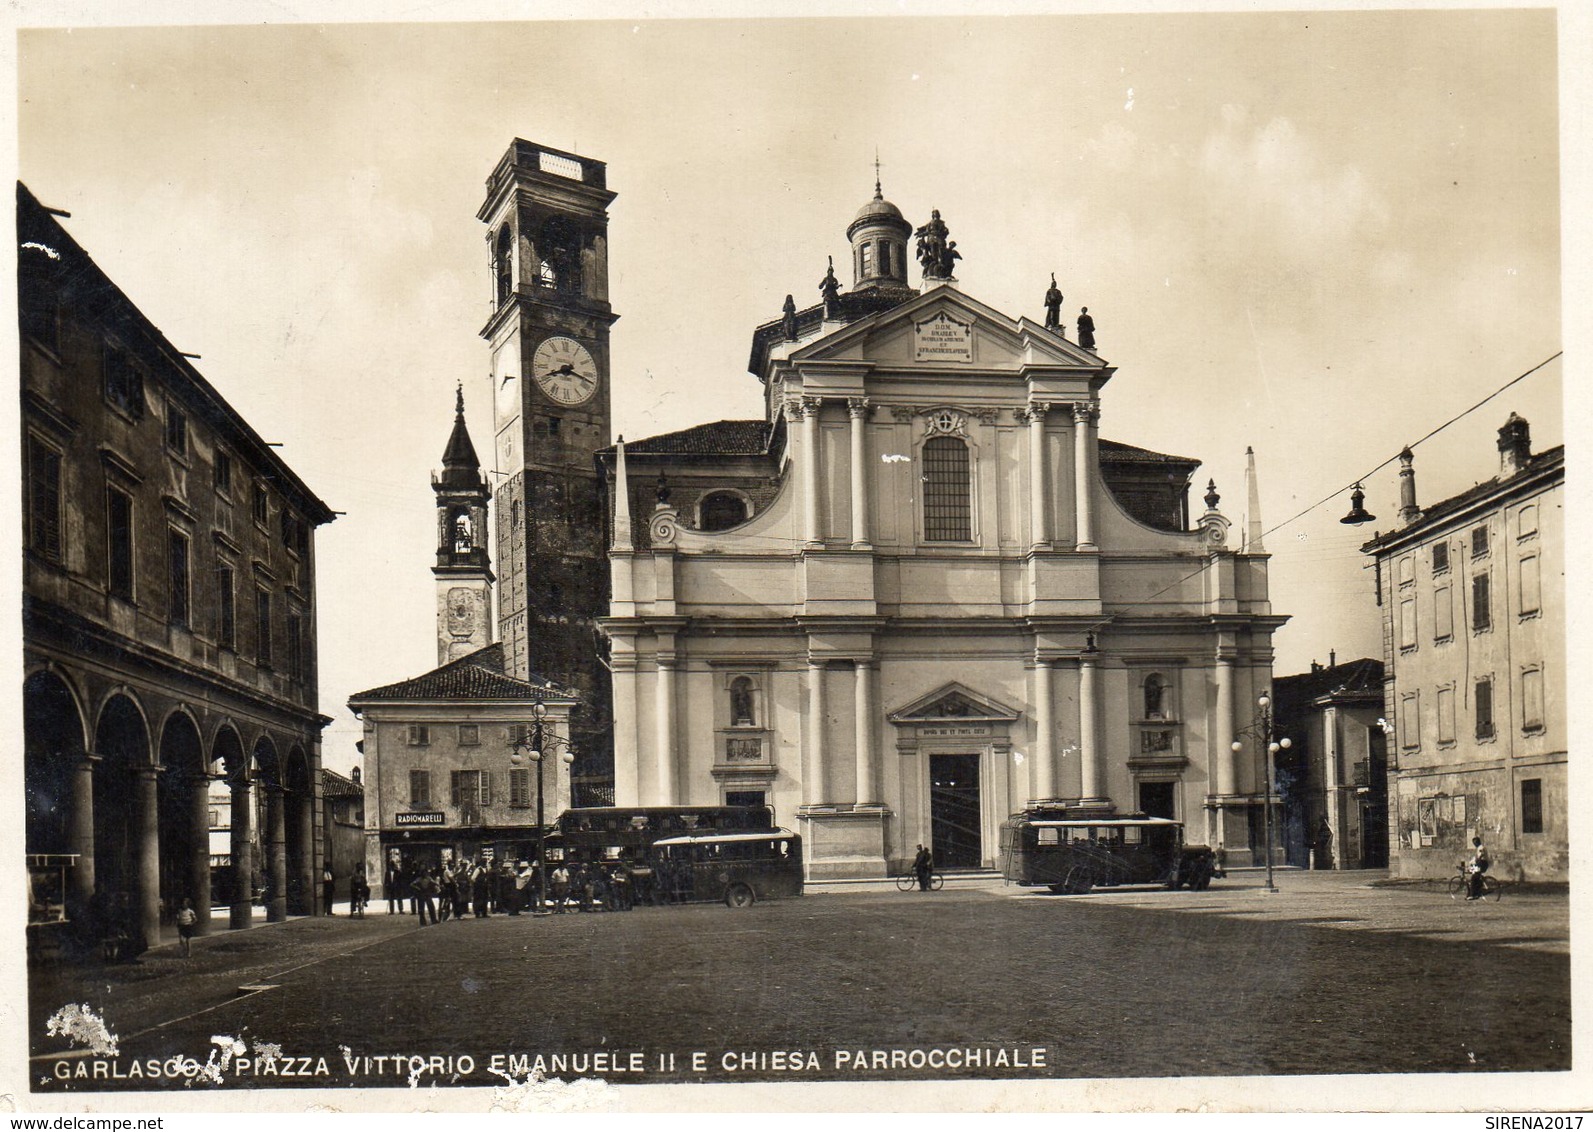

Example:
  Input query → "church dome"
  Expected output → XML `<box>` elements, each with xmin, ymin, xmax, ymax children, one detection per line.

<box><xmin>847</xmin><ymin>189</ymin><xmax>912</xmax><ymax>241</ymax></box>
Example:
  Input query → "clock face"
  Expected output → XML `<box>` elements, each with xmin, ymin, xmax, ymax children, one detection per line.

<box><xmin>532</xmin><ymin>336</ymin><xmax>599</xmax><ymax>406</ymax></box>
<box><xmin>493</xmin><ymin>339</ymin><xmax>522</xmax><ymax>422</ymax></box>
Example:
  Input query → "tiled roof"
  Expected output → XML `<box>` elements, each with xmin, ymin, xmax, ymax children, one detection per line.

<box><xmin>613</xmin><ymin>420</ymin><xmax>775</xmax><ymax>457</ymax></box>
<box><xmin>1099</xmin><ymin>438</ymin><xmax>1200</xmax><ymax>467</ymax></box>
<box><xmin>347</xmin><ymin>643</ymin><xmax>574</xmax><ymax>704</ymax></box>
<box><xmin>320</xmin><ymin>768</ymin><xmax>364</xmax><ymax>797</ymax></box>
<box><xmin>1274</xmin><ymin>657</ymin><xmax>1384</xmax><ymax>706</ymax></box>
<box><xmin>1362</xmin><ymin>446</ymin><xmax>1564</xmax><ymax>552</ymax></box>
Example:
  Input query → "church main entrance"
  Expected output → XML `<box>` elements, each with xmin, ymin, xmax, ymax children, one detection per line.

<box><xmin>929</xmin><ymin>753</ymin><xmax>982</xmax><ymax>869</ymax></box>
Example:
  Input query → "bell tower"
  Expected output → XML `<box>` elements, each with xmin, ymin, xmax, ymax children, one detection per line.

<box><xmin>478</xmin><ymin>139</ymin><xmax>617</xmax><ymax>778</ymax></box>
<box><xmin>433</xmin><ymin>383</ymin><xmax>494</xmax><ymax>664</ymax></box>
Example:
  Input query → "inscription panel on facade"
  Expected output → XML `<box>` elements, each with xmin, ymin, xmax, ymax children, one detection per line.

<box><xmin>913</xmin><ymin>312</ymin><xmax>973</xmax><ymax>363</ymax></box>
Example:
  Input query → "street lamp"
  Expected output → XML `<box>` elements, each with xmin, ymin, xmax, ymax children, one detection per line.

<box><xmin>1231</xmin><ymin>693</ymin><xmax>1291</xmax><ymax>895</ymax></box>
<box><xmin>510</xmin><ymin>701</ymin><xmax>575</xmax><ymax>915</ymax></box>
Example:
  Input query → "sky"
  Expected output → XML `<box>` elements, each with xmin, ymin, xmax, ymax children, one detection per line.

<box><xmin>13</xmin><ymin>6</ymin><xmax>1572</xmax><ymax>774</ymax></box>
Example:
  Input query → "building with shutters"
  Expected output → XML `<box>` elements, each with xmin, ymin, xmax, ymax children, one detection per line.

<box><xmin>20</xmin><ymin>182</ymin><xmax>336</xmax><ymax>954</ymax></box>
<box><xmin>1361</xmin><ymin>415</ymin><xmax>1565</xmax><ymax>881</ymax></box>
<box><xmin>598</xmin><ymin>178</ymin><xmax>1288</xmax><ymax>880</ymax></box>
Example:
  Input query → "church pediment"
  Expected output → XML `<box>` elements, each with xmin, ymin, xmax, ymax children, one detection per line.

<box><xmin>791</xmin><ymin>287</ymin><xmax>1104</xmax><ymax>373</ymax></box>
<box><xmin>887</xmin><ymin>681</ymin><xmax>1023</xmax><ymax>724</ymax></box>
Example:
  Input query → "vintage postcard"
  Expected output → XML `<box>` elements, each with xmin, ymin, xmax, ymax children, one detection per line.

<box><xmin>6</xmin><ymin>0</ymin><xmax>1587</xmax><ymax>1116</ymax></box>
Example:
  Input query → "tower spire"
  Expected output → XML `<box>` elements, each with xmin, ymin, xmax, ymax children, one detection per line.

<box><xmin>1242</xmin><ymin>446</ymin><xmax>1266</xmax><ymax>553</ymax></box>
<box><xmin>874</xmin><ymin>149</ymin><xmax>882</xmax><ymax>199</ymax></box>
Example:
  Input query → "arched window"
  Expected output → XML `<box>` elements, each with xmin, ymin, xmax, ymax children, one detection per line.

<box><xmin>878</xmin><ymin>241</ymin><xmax>893</xmax><ymax>277</ymax></box>
<box><xmin>729</xmin><ymin>676</ymin><xmax>756</xmax><ymax>727</ymax></box>
<box><xmin>1143</xmin><ymin>674</ymin><xmax>1168</xmax><ymax>719</ymax></box>
<box><xmin>700</xmin><ymin>491</ymin><xmax>749</xmax><ymax>532</ymax></box>
<box><xmin>494</xmin><ymin>226</ymin><xmax>513</xmax><ymax>306</ymax></box>
<box><xmin>538</xmin><ymin>259</ymin><xmax>557</xmax><ymax>288</ymax></box>
<box><xmin>922</xmin><ymin>436</ymin><xmax>971</xmax><ymax>541</ymax></box>
<box><xmin>510</xmin><ymin>500</ymin><xmax>521</xmax><ymax>529</ymax></box>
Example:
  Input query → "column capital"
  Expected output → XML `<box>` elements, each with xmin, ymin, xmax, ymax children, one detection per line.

<box><xmin>133</xmin><ymin>762</ymin><xmax>167</xmax><ymax>780</ymax></box>
<box><xmin>1023</xmin><ymin>401</ymin><xmax>1052</xmax><ymax>423</ymax></box>
<box><xmin>801</xmin><ymin>395</ymin><xmax>825</xmax><ymax>414</ymax></box>
<box><xmin>782</xmin><ymin>397</ymin><xmax>806</xmax><ymax>422</ymax></box>
<box><xmin>1071</xmin><ymin>401</ymin><xmax>1097</xmax><ymax>425</ymax></box>
<box><xmin>846</xmin><ymin>397</ymin><xmax>871</xmax><ymax>419</ymax></box>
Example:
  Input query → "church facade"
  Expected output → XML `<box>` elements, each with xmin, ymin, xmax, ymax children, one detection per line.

<box><xmin>599</xmin><ymin>183</ymin><xmax>1287</xmax><ymax>878</ymax></box>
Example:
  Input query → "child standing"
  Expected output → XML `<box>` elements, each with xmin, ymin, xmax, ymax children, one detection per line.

<box><xmin>175</xmin><ymin>898</ymin><xmax>197</xmax><ymax>958</ymax></box>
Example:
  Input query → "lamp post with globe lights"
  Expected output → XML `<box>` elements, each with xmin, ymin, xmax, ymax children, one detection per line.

<box><xmin>509</xmin><ymin>701</ymin><xmax>575</xmax><ymax>915</ymax></box>
<box><xmin>1231</xmin><ymin>693</ymin><xmax>1290</xmax><ymax>894</ymax></box>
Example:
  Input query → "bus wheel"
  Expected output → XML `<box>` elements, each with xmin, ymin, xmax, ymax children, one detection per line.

<box><xmin>1047</xmin><ymin>883</ymin><xmax>1068</xmax><ymax>895</ymax></box>
<box><xmin>725</xmin><ymin>883</ymin><xmax>756</xmax><ymax>909</ymax></box>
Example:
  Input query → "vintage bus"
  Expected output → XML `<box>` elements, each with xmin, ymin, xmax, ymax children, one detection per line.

<box><xmin>651</xmin><ymin>829</ymin><xmax>804</xmax><ymax>907</ymax></box>
<box><xmin>999</xmin><ymin>811</ymin><xmax>1217</xmax><ymax>894</ymax></box>
<box><xmin>547</xmin><ymin>805</ymin><xmax>775</xmax><ymax>860</ymax></box>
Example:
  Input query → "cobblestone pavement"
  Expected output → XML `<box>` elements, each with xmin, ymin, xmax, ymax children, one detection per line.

<box><xmin>28</xmin><ymin>874</ymin><xmax>1569</xmax><ymax>1093</ymax></box>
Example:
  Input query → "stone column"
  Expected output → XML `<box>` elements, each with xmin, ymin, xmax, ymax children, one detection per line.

<box><xmin>807</xmin><ymin>659</ymin><xmax>828</xmax><ymax>803</ymax></box>
<box><xmin>1027</xmin><ymin>403</ymin><xmax>1050</xmax><ymax>549</ymax></box>
<box><xmin>801</xmin><ymin>397</ymin><xmax>823</xmax><ymax>547</ymax></box>
<box><xmin>230</xmin><ymin>770</ymin><xmax>253</xmax><ymax>930</ymax></box>
<box><xmin>1032</xmin><ymin>659</ymin><xmax>1055</xmax><ymax>800</ymax></box>
<box><xmin>134</xmin><ymin>764</ymin><xmax>162</xmax><ymax>950</ymax></box>
<box><xmin>68</xmin><ymin>754</ymin><xmax>97</xmax><ymax>911</ymax></box>
<box><xmin>266</xmin><ymin>784</ymin><xmax>288</xmax><ymax>923</ymax></box>
<box><xmin>1214</xmin><ymin>659</ymin><xmax>1237</xmax><ymax>795</ymax></box>
<box><xmin>1072</xmin><ymin>403</ymin><xmax>1097</xmax><ymax>550</ymax></box>
<box><xmin>848</xmin><ymin>398</ymin><xmax>871</xmax><ymax>549</ymax></box>
<box><xmin>655</xmin><ymin>654</ymin><xmax>678</xmax><ymax>805</ymax></box>
<box><xmin>1322</xmin><ymin>705</ymin><xmax>1342</xmax><ymax>868</ymax></box>
<box><xmin>854</xmin><ymin>660</ymin><xmax>877</xmax><ymax>805</ymax></box>
<box><xmin>190</xmin><ymin>774</ymin><xmax>214</xmax><ymax>932</ymax></box>
<box><xmin>297</xmin><ymin>785</ymin><xmax>316</xmax><ymax>914</ymax></box>
<box><xmin>1079</xmin><ymin>656</ymin><xmax>1105</xmax><ymax>802</ymax></box>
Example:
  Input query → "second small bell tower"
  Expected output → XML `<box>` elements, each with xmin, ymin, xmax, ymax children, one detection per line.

<box><xmin>433</xmin><ymin>383</ymin><xmax>495</xmax><ymax>664</ymax></box>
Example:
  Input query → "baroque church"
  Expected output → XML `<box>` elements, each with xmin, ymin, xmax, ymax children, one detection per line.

<box><xmin>473</xmin><ymin>139</ymin><xmax>1286</xmax><ymax>880</ymax></box>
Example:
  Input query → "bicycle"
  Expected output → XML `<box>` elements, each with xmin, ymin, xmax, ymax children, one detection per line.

<box><xmin>1447</xmin><ymin>864</ymin><xmax>1502</xmax><ymax>902</ymax></box>
<box><xmin>894</xmin><ymin>870</ymin><xmax>944</xmax><ymax>892</ymax></box>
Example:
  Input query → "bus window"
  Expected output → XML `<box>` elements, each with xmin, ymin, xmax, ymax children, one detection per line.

<box><xmin>1122</xmin><ymin>827</ymin><xmax>1142</xmax><ymax>846</ymax></box>
<box><xmin>1038</xmin><ymin>828</ymin><xmax>1060</xmax><ymax>845</ymax></box>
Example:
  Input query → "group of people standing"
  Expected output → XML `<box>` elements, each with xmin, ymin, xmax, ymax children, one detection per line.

<box><xmin>381</xmin><ymin>852</ymin><xmax>705</xmax><ymax>922</ymax></box>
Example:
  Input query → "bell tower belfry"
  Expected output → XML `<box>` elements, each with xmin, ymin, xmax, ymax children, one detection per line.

<box><xmin>478</xmin><ymin>139</ymin><xmax>618</xmax><ymax>777</ymax></box>
<box><xmin>433</xmin><ymin>384</ymin><xmax>495</xmax><ymax>665</ymax></box>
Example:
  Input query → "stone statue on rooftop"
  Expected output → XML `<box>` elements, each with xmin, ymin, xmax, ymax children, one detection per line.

<box><xmin>915</xmin><ymin>209</ymin><xmax>952</xmax><ymax>279</ymax></box>
<box><xmin>820</xmin><ymin>257</ymin><xmax>843</xmax><ymax>317</ymax></box>
<box><xmin>1077</xmin><ymin>306</ymin><xmax>1096</xmax><ymax>351</ymax></box>
<box><xmin>1044</xmin><ymin>274</ymin><xmax>1062</xmax><ymax>330</ymax></box>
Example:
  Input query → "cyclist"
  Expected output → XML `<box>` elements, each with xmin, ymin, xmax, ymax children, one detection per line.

<box><xmin>913</xmin><ymin>845</ymin><xmax>934</xmax><ymax>892</ymax></box>
<box><xmin>1466</xmin><ymin>836</ymin><xmax>1491</xmax><ymax>900</ymax></box>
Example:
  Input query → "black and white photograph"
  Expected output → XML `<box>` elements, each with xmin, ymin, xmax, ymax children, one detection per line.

<box><xmin>8</xmin><ymin>1</ymin><xmax>1584</xmax><ymax>1115</ymax></box>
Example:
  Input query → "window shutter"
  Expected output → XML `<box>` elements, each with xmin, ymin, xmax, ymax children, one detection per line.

<box><xmin>450</xmin><ymin>770</ymin><xmax>461</xmax><ymax>806</ymax></box>
<box><xmin>484</xmin><ymin>771</ymin><xmax>494</xmax><ymax>805</ymax></box>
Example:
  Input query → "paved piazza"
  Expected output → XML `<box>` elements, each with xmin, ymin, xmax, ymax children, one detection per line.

<box><xmin>28</xmin><ymin>870</ymin><xmax>1568</xmax><ymax>1092</ymax></box>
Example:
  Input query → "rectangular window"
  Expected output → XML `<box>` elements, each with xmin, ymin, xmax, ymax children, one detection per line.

<box><xmin>1475</xmin><ymin>678</ymin><xmax>1495</xmax><ymax>740</ymax></box>
<box><xmin>1472</xmin><ymin>573</ymin><xmax>1491</xmax><ymax>631</ymax></box>
<box><xmin>217</xmin><ymin>563</ymin><xmax>236</xmax><ymax>649</ymax></box>
<box><xmin>168</xmin><ymin>529</ymin><xmax>190</xmax><ymax>627</ymax></box>
<box><xmin>459</xmin><ymin>724</ymin><xmax>480</xmax><ymax>746</ymax></box>
<box><xmin>165</xmin><ymin>402</ymin><xmax>188</xmax><ymax>458</ymax></box>
<box><xmin>104</xmin><ymin>346</ymin><xmax>145</xmax><ymax>419</ymax></box>
<box><xmin>1399</xmin><ymin>693</ymin><xmax>1420</xmax><ymax>750</ymax></box>
<box><xmin>862</xmin><ymin>243</ymin><xmax>875</xmax><ymax>274</ymax></box>
<box><xmin>408</xmin><ymin>770</ymin><xmax>431</xmax><ymax>807</ymax></box>
<box><xmin>1434</xmin><ymin>585</ymin><xmax>1453</xmax><ymax>640</ymax></box>
<box><xmin>255</xmin><ymin>587</ymin><xmax>272</xmax><ymax>666</ymax></box>
<box><xmin>1522</xmin><ymin>667</ymin><xmax>1545</xmax><ymax>732</ymax></box>
<box><xmin>451</xmin><ymin>769</ymin><xmax>486</xmax><ymax>807</ymax></box>
<box><xmin>879</xmin><ymin>242</ymin><xmax>892</xmax><ymax>276</ymax></box>
<box><xmin>107</xmin><ymin>487</ymin><xmax>134</xmax><ymax>600</ymax></box>
<box><xmin>252</xmin><ymin>480</ymin><xmax>269</xmax><ymax>526</ymax></box>
<box><xmin>407</xmin><ymin>724</ymin><xmax>430</xmax><ymax>747</ymax></box>
<box><xmin>1432</xmin><ymin>541</ymin><xmax>1450</xmax><ymax>573</ymax></box>
<box><xmin>1471</xmin><ymin>525</ymin><xmax>1489</xmax><ymax>558</ymax></box>
<box><xmin>286</xmin><ymin>612</ymin><xmax>303</xmax><ymax>680</ymax></box>
<box><xmin>27</xmin><ymin>436</ymin><xmax>63</xmax><ymax>562</ymax></box>
<box><xmin>922</xmin><ymin>436</ymin><xmax>972</xmax><ymax>541</ymax></box>
<box><xmin>214</xmin><ymin>450</ymin><xmax>233</xmax><ymax>496</ymax></box>
<box><xmin>1397</xmin><ymin>556</ymin><xmax>1414</xmax><ymax>586</ymax></box>
<box><xmin>21</xmin><ymin>285</ymin><xmax>59</xmax><ymax>353</ymax></box>
<box><xmin>1521</xmin><ymin>779</ymin><xmax>1544</xmax><ymax>835</ymax></box>
<box><xmin>509</xmin><ymin>767</ymin><xmax>531</xmax><ymax>808</ymax></box>
<box><xmin>1398</xmin><ymin>597</ymin><xmax>1417</xmax><ymax>649</ymax></box>
<box><xmin>1436</xmin><ymin>685</ymin><xmax>1456</xmax><ymax>745</ymax></box>
<box><xmin>1519</xmin><ymin>554</ymin><xmax>1541</xmax><ymax>615</ymax></box>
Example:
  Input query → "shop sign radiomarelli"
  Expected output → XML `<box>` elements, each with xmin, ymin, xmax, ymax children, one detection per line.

<box><xmin>395</xmin><ymin>811</ymin><xmax>446</xmax><ymax>827</ymax></box>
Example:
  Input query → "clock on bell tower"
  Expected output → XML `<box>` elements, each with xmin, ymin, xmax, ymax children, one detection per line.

<box><xmin>478</xmin><ymin>139</ymin><xmax>618</xmax><ymax>783</ymax></box>
<box><xmin>433</xmin><ymin>383</ymin><xmax>495</xmax><ymax>665</ymax></box>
